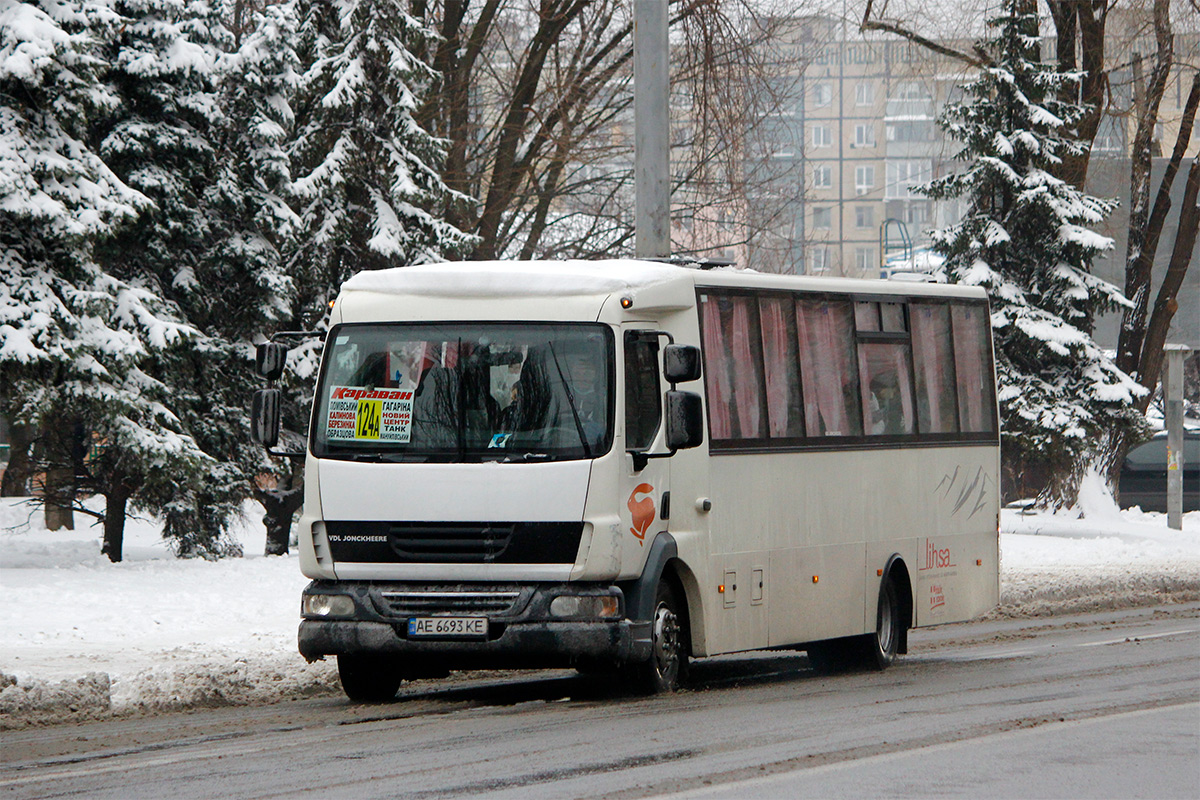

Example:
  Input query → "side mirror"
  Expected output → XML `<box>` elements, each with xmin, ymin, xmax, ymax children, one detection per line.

<box><xmin>256</xmin><ymin>342</ymin><xmax>288</xmax><ymax>381</ymax></box>
<box><xmin>251</xmin><ymin>389</ymin><xmax>281</xmax><ymax>448</ymax></box>
<box><xmin>665</xmin><ymin>390</ymin><xmax>704</xmax><ymax>450</ymax></box>
<box><xmin>663</xmin><ymin>344</ymin><xmax>702</xmax><ymax>384</ymax></box>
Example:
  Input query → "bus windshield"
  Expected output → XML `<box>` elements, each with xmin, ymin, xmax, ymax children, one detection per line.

<box><xmin>312</xmin><ymin>322</ymin><xmax>614</xmax><ymax>463</ymax></box>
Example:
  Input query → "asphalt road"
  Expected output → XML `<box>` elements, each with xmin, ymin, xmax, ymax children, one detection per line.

<box><xmin>2</xmin><ymin>603</ymin><xmax>1197</xmax><ymax>800</ymax></box>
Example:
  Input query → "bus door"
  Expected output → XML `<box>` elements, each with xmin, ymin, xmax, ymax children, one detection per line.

<box><xmin>620</xmin><ymin>327</ymin><xmax>671</xmax><ymax>566</ymax></box>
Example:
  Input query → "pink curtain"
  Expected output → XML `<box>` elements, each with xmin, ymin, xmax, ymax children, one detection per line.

<box><xmin>911</xmin><ymin>304</ymin><xmax>957</xmax><ymax>434</ymax></box>
<box><xmin>759</xmin><ymin>297</ymin><xmax>793</xmax><ymax>437</ymax></box>
<box><xmin>892</xmin><ymin>346</ymin><xmax>915</xmax><ymax>432</ymax></box>
<box><xmin>702</xmin><ymin>297</ymin><xmax>733</xmax><ymax>439</ymax></box>
<box><xmin>796</xmin><ymin>300</ymin><xmax>857</xmax><ymax>436</ymax></box>
<box><xmin>952</xmin><ymin>305</ymin><xmax>989</xmax><ymax>432</ymax></box>
<box><xmin>729</xmin><ymin>298</ymin><xmax>762</xmax><ymax>437</ymax></box>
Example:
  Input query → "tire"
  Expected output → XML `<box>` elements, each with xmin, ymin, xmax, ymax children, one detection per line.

<box><xmin>858</xmin><ymin>576</ymin><xmax>901</xmax><ymax>671</ymax></box>
<box><xmin>629</xmin><ymin>580</ymin><xmax>689</xmax><ymax>693</ymax></box>
<box><xmin>337</xmin><ymin>654</ymin><xmax>403</xmax><ymax>703</ymax></box>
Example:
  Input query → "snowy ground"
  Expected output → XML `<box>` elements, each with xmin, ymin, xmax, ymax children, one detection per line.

<box><xmin>1</xmin><ymin>496</ymin><xmax>1197</xmax><ymax>729</ymax></box>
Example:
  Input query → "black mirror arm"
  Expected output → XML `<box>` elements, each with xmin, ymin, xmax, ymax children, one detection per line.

<box><xmin>629</xmin><ymin>447</ymin><xmax>676</xmax><ymax>473</ymax></box>
<box><xmin>265</xmin><ymin>447</ymin><xmax>306</xmax><ymax>462</ymax></box>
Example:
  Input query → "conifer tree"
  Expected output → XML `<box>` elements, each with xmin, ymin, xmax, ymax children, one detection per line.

<box><xmin>0</xmin><ymin>0</ymin><xmax>209</xmax><ymax>558</ymax></box>
<box><xmin>89</xmin><ymin>0</ymin><xmax>247</xmax><ymax>557</ymax></box>
<box><xmin>920</xmin><ymin>0</ymin><xmax>1145</xmax><ymax>507</ymax></box>
<box><xmin>211</xmin><ymin>0</ymin><xmax>307</xmax><ymax>555</ymax></box>
<box><xmin>289</xmin><ymin>0</ymin><xmax>475</xmax><ymax>305</ymax></box>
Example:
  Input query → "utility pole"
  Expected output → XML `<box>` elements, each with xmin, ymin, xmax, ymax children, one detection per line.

<box><xmin>1163</xmin><ymin>344</ymin><xmax>1191</xmax><ymax>530</ymax></box>
<box><xmin>634</xmin><ymin>0</ymin><xmax>670</xmax><ymax>258</ymax></box>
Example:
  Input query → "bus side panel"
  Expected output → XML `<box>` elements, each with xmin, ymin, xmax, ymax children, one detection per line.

<box><xmin>912</xmin><ymin>445</ymin><xmax>1001</xmax><ymax>627</ymax></box>
<box><xmin>769</xmin><ymin>543</ymin><xmax>866</xmax><ymax>645</ymax></box>
<box><xmin>701</xmin><ymin>445</ymin><xmax>997</xmax><ymax>655</ymax></box>
<box><xmin>913</xmin><ymin>530</ymin><xmax>1000</xmax><ymax>627</ymax></box>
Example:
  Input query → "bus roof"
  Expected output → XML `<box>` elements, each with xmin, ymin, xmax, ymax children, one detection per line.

<box><xmin>339</xmin><ymin>260</ymin><xmax>988</xmax><ymax>303</ymax></box>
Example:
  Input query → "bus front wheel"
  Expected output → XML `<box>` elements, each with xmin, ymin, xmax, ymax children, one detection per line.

<box><xmin>630</xmin><ymin>580</ymin><xmax>689</xmax><ymax>693</ymax></box>
<box><xmin>337</xmin><ymin>654</ymin><xmax>403</xmax><ymax>703</ymax></box>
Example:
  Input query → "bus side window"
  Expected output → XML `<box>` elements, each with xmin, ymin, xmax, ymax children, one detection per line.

<box><xmin>950</xmin><ymin>304</ymin><xmax>997</xmax><ymax>433</ymax></box>
<box><xmin>625</xmin><ymin>332</ymin><xmax>662</xmax><ymax>450</ymax></box>
<box><xmin>701</xmin><ymin>294</ymin><xmax>767</xmax><ymax>441</ymax></box>
<box><xmin>759</xmin><ymin>296</ymin><xmax>805</xmax><ymax>438</ymax></box>
<box><xmin>858</xmin><ymin>342</ymin><xmax>916</xmax><ymax>436</ymax></box>
<box><xmin>910</xmin><ymin>303</ymin><xmax>960</xmax><ymax>434</ymax></box>
<box><xmin>795</xmin><ymin>298</ymin><xmax>863</xmax><ymax>437</ymax></box>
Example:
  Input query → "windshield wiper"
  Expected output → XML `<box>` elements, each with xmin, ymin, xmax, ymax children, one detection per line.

<box><xmin>546</xmin><ymin>342</ymin><xmax>593</xmax><ymax>459</ymax></box>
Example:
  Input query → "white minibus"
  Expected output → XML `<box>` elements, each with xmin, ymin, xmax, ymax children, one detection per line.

<box><xmin>253</xmin><ymin>259</ymin><xmax>1000</xmax><ymax>701</ymax></box>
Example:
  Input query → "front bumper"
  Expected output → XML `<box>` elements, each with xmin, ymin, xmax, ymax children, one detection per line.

<box><xmin>299</xmin><ymin>618</ymin><xmax>650</xmax><ymax>669</ymax></box>
<box><xmin>298</xmin><ymin>580</ymin><xmax>653</xmax><ymax>670</ymax></box>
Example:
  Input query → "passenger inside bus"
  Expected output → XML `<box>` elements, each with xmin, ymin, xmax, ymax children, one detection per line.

<box><xmin>867</xmin><ymin>371</ymin><xmax>905</xmax><ymax>435</ymax></box>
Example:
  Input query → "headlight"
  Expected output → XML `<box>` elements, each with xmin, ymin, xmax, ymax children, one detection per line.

<box><xmin>549</xmin><ymin>595</ymin><xmax>620</xmax><ymax>619</ymax></box>
<box><xmin>302</xmin><ymin>593</ymin><xmax>355</xmax><ymax>617</ymax></box>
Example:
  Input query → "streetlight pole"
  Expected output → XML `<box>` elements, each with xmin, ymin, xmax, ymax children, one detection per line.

<box><xmin>634</xmin><ymin>0</ymin><xmax>670</xmax><ymax>258</ymax></box>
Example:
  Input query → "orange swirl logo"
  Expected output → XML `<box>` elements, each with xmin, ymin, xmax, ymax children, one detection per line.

<box><xmin>627</xmin><ymin>483</ymin><xmax>656</xmax><ymax>546</ymax></box>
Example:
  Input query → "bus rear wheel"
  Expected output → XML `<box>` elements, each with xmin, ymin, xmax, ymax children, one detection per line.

<box><xmin>337</xmin><ymin>654</ymin><xmax>403</xmax><ymax>703</ymax></box>
<box><xmin>858</xmin><ymin>577</ymin><xmax>901</xmax><ymax>670</ymax></box>
<box><xmin>629</xmin><ymin>580</ymin><xmax>689</xmax><ymax>693</ymax></box>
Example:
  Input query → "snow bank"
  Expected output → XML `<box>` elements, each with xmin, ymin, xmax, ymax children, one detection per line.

<box><xmin>998</xmin><ymin>505</ymin><xmax>1200</xmax><ymax>616</ymax></box>
<box><xmin>0</xmin><ymin>498</ymin><xmax>338</xmax><ymax>729</ymax></box>
<box><xmin>1</xmin><ymin>497</ymin><xmax>1197</xmax><ymax>729</ymax></box>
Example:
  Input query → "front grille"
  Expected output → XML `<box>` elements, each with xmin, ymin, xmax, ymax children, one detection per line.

<box><xmin>390</xmin><ymin>523</ymin><xmax>515</xmax><ymax>562</ymax></box>
<box><xmin>325</xmin><ymin>521</ymin><xmax>584</xmax><ymax>564</ymax></box>
<box><xmin>374</xmin><ymin>587</ymin><xmax>527</xmax><ymax>617</ymax></box>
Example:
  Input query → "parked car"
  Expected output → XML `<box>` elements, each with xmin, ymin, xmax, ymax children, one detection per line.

<box><xmin>1118</xmin><ymin>431</ymin><xmax>1200</xmax><ymax>512</ymax></box>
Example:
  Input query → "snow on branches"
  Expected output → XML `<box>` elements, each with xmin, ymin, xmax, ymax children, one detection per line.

<box><xmin>920</xmin><ymin>0</ymin><xmax>1146</xmax><ymax>506</ymax></box>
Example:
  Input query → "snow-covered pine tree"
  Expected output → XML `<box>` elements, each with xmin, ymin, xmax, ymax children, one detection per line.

<box><xmin>289</xmin><ymin>0</ymin><xmax>476</xmax><ymax>306</ymax></box>
<box><xmin>920</xmin><ymin>0</ymin><xmax>1146</xmax><ymax>508</ymax></box>
<box><xmin>0</xmin><ymin>0</ymin><xmax>209</xmax><ymax>558</ymax></box>
<box><xmin>211</xmin><ymin>0</ymin><xmax>307</xmax><ymax>555</ymax></box>
<box><xmin>88</xmin><ymin>0</ymin><xmax>250</xmax><ymax>557</ymax></box>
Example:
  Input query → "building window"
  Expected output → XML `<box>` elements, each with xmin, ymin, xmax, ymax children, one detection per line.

<box><xmin>813</xmin><ymin>83</ymin><xmax>832</xmax><ymax>108</ymax></box>
<box><xmin>812</xmin><ymin>125</ymin><xmax>831</xmax><ymax>148</ymax></box>
<box><xmin>855</xmin><ymin>247</ymin><xmax>875</xmax><ymax>272</ymax></box>
<box><xmin>906</xmin><ymin>203</ymin><xmax>928</xmax><ymax>226</ymax></box>
<box><xmin>885</xmin><ymin>121</ymin><xmax>933</xmax><ymax>142</ymax></box>
<box><xmin>855</xmin><ymin>206</ymin><xmax>874</xmax><ymax>228</ymax></box>
<box><xmin>855</xmin><ymin>165</ymin><xmax>874</xmax><ymax>195</ymax></box>
<box><xmin>854</xmin><ymin>124</ymin><xmax>876</xmax><ymax>147</ymax></box>
<box><xmin>813</xmin><ymin>206</ymin><xmax>832</xmax><ymax>229</ymax></box>
<box><xmin>809</xmin><ymin>246</ymin><xmax>830</xmax><ymax>274</ymax></box>
<box><xmin>856</xmin><ymin>82</ymin><xmax>873</xmax><ymax>106</ymax></box>
<box><xmin>885</xmin><ymin>160</ymin><xmax>932</xmax><ymax>199</ymax></box>
<box><xmin>813</xmin><ymin>165</ymin><xmax>832</xmax><ymax>187</ymax></box>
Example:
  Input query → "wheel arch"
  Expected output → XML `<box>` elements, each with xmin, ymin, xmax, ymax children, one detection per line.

<box><xmin>617</xmin><ymin>533</ymin><xmax>703</xmax><ymax>658</ymax></box>
<box><xmin>661</xmin><ymin>556</ymin><xmax>704</xmax><ymax>657</ymax></box>
<box><xmin>883</xmin><ymin>553</ymin><xmax>913</xmax><ymax>655</ymax></box>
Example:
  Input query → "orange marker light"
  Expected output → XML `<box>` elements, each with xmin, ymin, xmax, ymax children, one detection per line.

<box><xmin>812</xmin><ymin>575</ymin><xmax>819</xmax><ymax>584</ymax></box>
<box><xmin>620</xmin><ymin>296</ymin><xmax>634</xmax><ymax>309</ymax></box>
<box><xmin>718</xmin><ymin>584</ymin><xmax>725</xmax><ymax>594</ymax></box>
<box><xmin>976</xmin><ymin>559</ymin><xmax>983</xmax><ymax>566</ymax></box>
<box><xmin>877</xmin><ymin>569</ymin><xmax>884</xmax><ymax>576</ymax></box>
